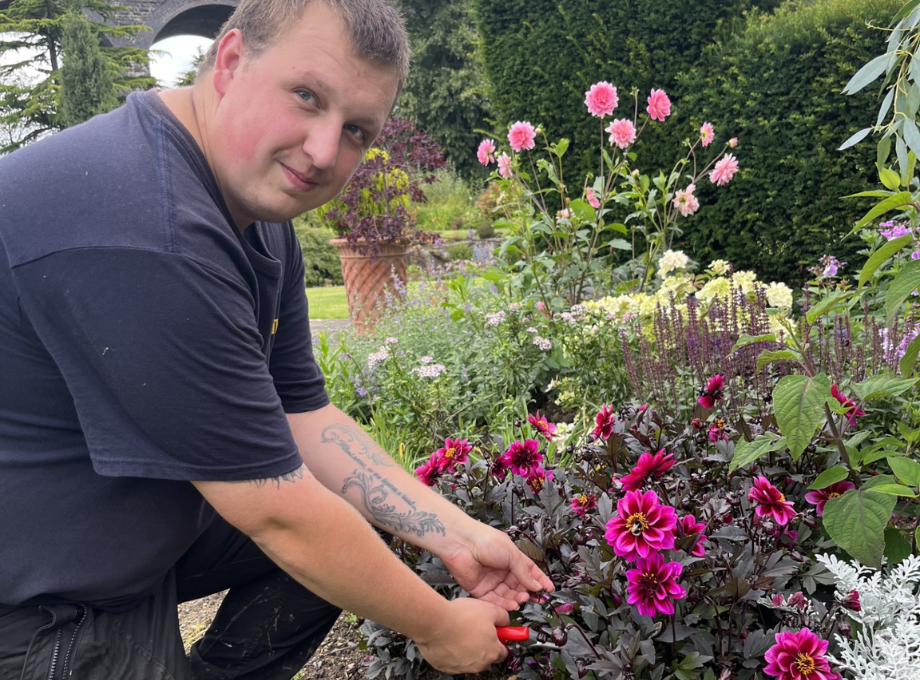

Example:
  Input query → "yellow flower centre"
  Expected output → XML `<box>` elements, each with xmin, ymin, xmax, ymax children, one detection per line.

<box><xmin>444</xmin><ymin>447</ymin><xmax>456</xmax><ymax>459</ymax></box>
<box><xmin>779</xmin><ymin>493</ymin><xmax>786</xmax><ymax>502</ymax></box>
<box><xmin>579</xmin><ymin>494</ymin><xmax>588</xmax><ymax>504</ymax></box>
<box><xmin>626</xmin><ymin>512</ymin><xmax>650</xmax><ymax>536</ymax></box>
<box><xmin>531</xmin><ymin>477</ymin><xmax>545</xmax><ymax>492</ymax></box>
<box><xmin>538</xmin><ymin>419</ymin><xmax>547</xmax><ymax>429</ymax></box>
<box><xmin>715</xmin><ymin>419</ymin><xmax>726</xmax><ymax>429</ymax></box>
<box><xmin>642</xmin><ymin>571</ymin><xmax>659</xmax><ymax>587</ymax></box>
<box><xmin>793</xmin><ymin>653</ymin><xmax>816</xmax><ymax>676</ymax></box>
<box><xmin>828</xmin><ymin>492</ymin><xmax>841</xmax><ymax>500</ymax></box>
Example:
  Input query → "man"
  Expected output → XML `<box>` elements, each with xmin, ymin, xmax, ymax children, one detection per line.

<box><xmin>0</xmin><ymin>0</ymin><xmax>553</xmax><ymax>677</ymax></box>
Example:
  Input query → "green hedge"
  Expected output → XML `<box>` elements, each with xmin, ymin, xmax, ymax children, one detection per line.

<box><xmin>473</xmin><ymin>0</ymin><xmax>782</xmax><ymax>183</ymax></box>
<box><xmin>679</xmin><ymin>0</ymin><xmax>902</xmax><ymax>285</ymax></box>
<box><xmin>292</xmin><ymin>224</ymin><xmax>344</xmax><ymax>287</ymax></box>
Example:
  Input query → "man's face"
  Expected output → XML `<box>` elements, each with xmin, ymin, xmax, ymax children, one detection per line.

<box><xmin>207</xmin><ymin>3</ymin><xmax>399</xmax><ymax>228</ymax></box>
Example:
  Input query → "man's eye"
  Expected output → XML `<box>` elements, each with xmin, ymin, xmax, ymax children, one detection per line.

<box><xmin>345</xmin><ymin>124</ymin><xmax>367</xmax><ymax>143</ymax></box>
<box><xmin>296</xmin><ymin>90</ymin><xmax>317</xmax><ymax>105</ymax></box>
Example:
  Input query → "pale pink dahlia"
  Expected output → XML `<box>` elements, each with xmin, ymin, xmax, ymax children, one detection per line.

<box><xmin>585</xmin><ymin>81</ymin><xmax>619</xmax><ymax>117</ymax></box>
<box><xmin>477</xmin><ymin>139</ymin><xmax>496</xmax><ymax>166</ymax></box>
<box><xmin>672</xmin><ymin>184</ymin><xmax>700</xmax><ymax>217</ymax></box>
<box><xmin>749</xmin><ymin>475</ymin><xmax>796</xmax><ymax>526</ymax></box>
<box><xmin>497</xmin><ymin>152</ymin><xmax>513</xmax><ymax>179</ymax></box>
<box><xmin>508</xmin><ymin>121</ymin><xmax>537</xmax><ymax>152</ymax></box>
<box><xmin>646</xmin><ymin>89</ymin><xmax>671</xmax><ymax>121</ymax></box>
<box><xmin>626</xmin><ymin>552</ymin><xmax>687</xmax><ymax>616</ymax></box>
<box><xmin>606</xmin><ymin>118</ymin><xmax>637</xmax><ymax>149</ymax></box>
<box><xmin>710</xmin><ymin>153</ymin><xmax>739</xmax><ymax>186</ymax></box>
<box><xmin>586</xmin><ymin>187</ymin><xmax>601</xmax><ymax>209</ymax></box>
<box><xmin>605</xmin><ymin>489</ymin><xmax>677</xmax><ymax>561</ymax></box>
<box><xmin>700</xmin><ymin>122</ymin><xmax>715</xmax><ymax>147</ymax></box>
<box><xmin>763</xmin><ymin>628</ymin><xmax>840</xmax><ymax>680</ymax></box>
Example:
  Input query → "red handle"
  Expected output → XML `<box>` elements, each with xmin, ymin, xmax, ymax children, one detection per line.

<box><xmin>495</xmin><ymin>626</ymin><xmax>530</xmax><ymax>642</ymax></box>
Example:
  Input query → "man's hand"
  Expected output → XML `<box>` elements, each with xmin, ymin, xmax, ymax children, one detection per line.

<box><xmin>415</xmin><ymin>598</ymin><xmax>510</xmax><ymax>674</ymax></box>
<box><xmin>441</xmin><ymin>525</ymin><xmax>555</xmax><ymax>610</ymax></box>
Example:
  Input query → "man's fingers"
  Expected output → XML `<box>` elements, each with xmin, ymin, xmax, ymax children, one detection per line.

<box><xmin>510</xmin><ymin>554</ymin><xmax>555</xmax><ymax>594</ymax></box>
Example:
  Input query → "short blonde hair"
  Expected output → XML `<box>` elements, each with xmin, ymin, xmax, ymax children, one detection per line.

<box><xmin>199</xmin><ymin>0</ymin><xmax>409</xmax><ymax>89</ymax></box>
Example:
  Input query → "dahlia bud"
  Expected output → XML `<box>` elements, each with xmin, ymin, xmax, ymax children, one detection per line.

<box><xmin>554</xmin><ymin>602</ymin><xmax>575</xmax><ymax>615</ymax></box>
<box><xmin>841</xmin><ymin>589</ymin><xmax>861</xmax><ymax>612</ymax></box>
<box><xmin>787</xmin><ymin>592</ymin><xmax>807</xmax><ymax>610</ymax></box>
<box><xmin>772</xmin><ymin>594</ymin><xmax>784</xmax><ymax>607</ymax></box>
<box><xmin>837</xmin><ymin>619</ymin><xmax>852</xmax><ymax>638</ymax></box>
<box><xmin>551</xmin><ymin>628</ymin><xmax>568</xmax><ymax>646</ymax></box>
<box><xmin>728</xmin><ymin>137</ymin><xmax>739</xmax><ymax>148</ymax></box>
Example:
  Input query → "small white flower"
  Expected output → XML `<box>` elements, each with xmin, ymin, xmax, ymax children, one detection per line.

<box><xmin>420</xmin><ymin>356</ymin><xmax>433</xmax><ymax>364</ymax></box>
<box><xmin>533</xmin><ymin>336</ymin><xmax>552</xmax><ymax>351</ymax></box>
<box><xmin>485</xmin><ymin>311</ymin><xmax>506</xmax><ymax>327</ymax></box>
<box><xmin>385</xmin><ymin>337</ymin><xmax>399</xmax><ymax>345</ymax></box>
<box><xmin>411</xmin><ymin>363</ymin><xmax>447</xmax><ymax>378</ymax></box>
<box><xmin>708</xmin><ymin>259</ymin><xmax>730</xmax><ymax>276</ymax></box>
<box><xmin>366</xmin><ymin>347</ymin><xmax>390</xmax><ymax>369</ymax></box>
<box><xmin>765</xmin><ymin>282</ymin><xmax>793</xmax><ymax>309</ymax></box>
<box><xmin>658</xmin><ymin>249</ymin><xmax>689</xmax><ymax>277</ymax></box>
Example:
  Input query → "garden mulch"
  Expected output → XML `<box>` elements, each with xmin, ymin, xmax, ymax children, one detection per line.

<box><xmin>179</xmin><ymin>594</ymin><xmax>516</xmax><ymax>680</ymax></box>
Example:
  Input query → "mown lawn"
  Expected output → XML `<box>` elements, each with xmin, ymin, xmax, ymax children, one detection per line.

<box><xmin>307</xmin><ymin>277</ymin><xmax>487</xmax><ymax>319</ymax></box>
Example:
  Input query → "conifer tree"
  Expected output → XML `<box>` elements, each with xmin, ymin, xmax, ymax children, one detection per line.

<box><xmin>59</xmin><ymin>4</ymin><xmax>119</xmax><ymax>128</ymax></box>
<box><xmin>0</xmin><ymin>0</ymin><xmax>152</xmax><ymax>153</ymax></box>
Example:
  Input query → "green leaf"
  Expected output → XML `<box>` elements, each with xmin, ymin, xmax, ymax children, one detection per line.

<box><xmin>878</xmin><ymin>166</ymin><xmax>901</xmax><ymax>191</ymax></box>
<box><xmin>854</xmin><ymin>191</ymin><xmax>914</xmax><ymax>230</ymax></box>
<box><xmin>904</xmin><ymin>119</ymin><xmax>920</xmax><ymax>160</ymax></box>
<box><xmin>878</xmin><ymin>134</ymin><xmax>892</xmax><ymax>166</ymax></box>
<box><xmin>839</xmin><ymin>126</ymin><xmax>872</xmax><ymax>150</ymax></box>
<box><xmin>729</xmin><ymin>433</ymin><xmax>786</xmax><ymax>472</ymax></box>
<box><xmin>843</xmin><ymin>54</ymin><xmax>889</xmax><ymax>95</ymax></box>
<box><xmin>773</xmin><ymin>373</ymin><xmax>832</xmax><ymax>460</ymax></box>
<box><xmin>607</xmin><ymin>222</ymin><xmax>628</xmax><ymax>235</ymax></box>
<box><xmin>757</xmin><ymin>350</ymin><xmax>799</xmax><ymax>372</ymax></box>
<box><xmin>551</xmin><ymin>138</ymin><xmax>569</xmax><ymax>158</ymax></box>
<box><xmin>859</xmin><ymin>234</ymin><xmax>915</xmax><ymax>287</ymax></box>
<box><xmin>853</xmin><ymin>372</ymin><xmax>919</xmax><ymax>401</ymax></box>
<box><xmin>901</xmin><ymin>334</ymin><xmax>920</xmax><ymax>376</ymax></box>
<box><xmin>732</xmin><ymin>334</ymin><xmax>776</xmax><ymax>352</ymax></box>
<box><xmin>893</xmin><ymin>0</ymin><xmax>920</xmax><ymax>23</ymax></box>
<box><xmin>823</xmin><ymin>488</ymin><xmax>896</xmax><ymax>568</ymax></box>
<box><xmin>886</xmin><ymin>260</ymin><xmax>920</xmax><ymax>324</ymax></box>
<box><xmin>867</xmin><ymin>484</ymin><xmax>917</xmax><ymax>497</ymax></box>
<box><xmin>481</xmin><ymin>267</ymin><xmax>506</xmax><ymax>283</ymax></box>
<box><xmin>607</xmin><ymin>238</ymin><xmax>632</xmax><ymax>251</ymax></box>
<box><xmin>888</xmin><ymin>456</ymin><xmax>920</xmax><ymax>487</ymax></box>
<box><xmin>885</xmin><ymin>528</ymin><xmax>912</xmax><ymax>564</ymax></box>
<box><xmin>569</xmin><ymin>199</ymin><xmax>596</xmax><ymax>224</ymax></box>
<box><xmin>806</xmin><ymin>290</ymin><xmax>853</xmax><ymax>324</ymax></box>
<box><xmin>809</xmin><ymin>466</ymin><xmax>849</xmax><ymax>490</ymax></box>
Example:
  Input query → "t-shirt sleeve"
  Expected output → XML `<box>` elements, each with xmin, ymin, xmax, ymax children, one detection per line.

<box><xmin>268</xmin><ymin>227</ymin><xmax>330</xmax><ymax>413</ymax></box>
<box><xmin>11</xmin><ymin>247</ymin><xmax>303</xmax><ymax>482</ymax></box>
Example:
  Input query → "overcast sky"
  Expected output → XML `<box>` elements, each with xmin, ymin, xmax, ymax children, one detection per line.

<box><xmin>149</xmin><ymin>35</ymin><xmax>213</xmax><ymax>88</ymax></box>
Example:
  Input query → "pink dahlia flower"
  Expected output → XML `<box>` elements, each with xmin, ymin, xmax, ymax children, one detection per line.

<box><xmin>749</xmin><ymin>475</ymin><xmax>796</xmax><ymax>526</ymax></box>
<box><xmin>764</xmin><ymin>628</ymin><xmax>840</xmax><ymax>680</ymax></box>
<box><xmin>508</xmin><ymin>121</ymin><xmax>537</xmax><ymax>152</ymax></box>
<box><xmin>700</xmin><ymin>122</ymin><xmax>715</xmax><ymax>147</ymax></box>
<box><xmin>490</xmin><ymin>453</ymin><xmax>510</xmax><ymax>479</ymax></box>
<box><xmin>593</xmin><ymin>404</ymin><xmax>616</xmax><ymax>440</ymax></box>
<box><xmin>830</xmin><ymin>384</ymin><xmax>865</xmax><ymax>423</ymax></box>
<box><xmin>710</xmin><ymin>153</ymin><xmax>739</xmax><ymax>186</ymax></box>
<box><xmin>526</xmin><ymin>465</ymin><xmax>553</xmax><ymax>493</ymax></box>
<box><xmin>840</xmin><ymin>589</ymin><xmax>860</xmax><ymax>612</ymax></box>
<box><xmin>415</xmin><ymin>453</ymin><xmax>441</xmax><ymax>486</ymax></box>
<box><xmin>708</xmin><ymin>421</ymin><xmax>729</xmax><ymax>443</ymax></box>
<box><xmin>673</xmin><ymin>184</ymin><xmax>700</xmax><ymax>217</ymax></box>
<box><xmin>570</xmin><ymin>492</ymin><xmax>598</xmax><ymax>517</ymax></box>
<box><xmin>620</xmin><ymin>449</ymin><xmax>676</xmax><ymax>491</ymax></box>
<box><xmin>585</xmin><ymin>81</ymin><xmax>619</xmax><ymax>117</ymax></box>
<box><xmin>528</xmin><ymin>411</ymin><xmax>557</xmax><ymax>440</ymax></box>
<box><xmin>505</xmin><ymin>439</ymin><xmax>543</xmax><ymax>476</ymax></box>
<box><xmin>678</xmin><ymin>514</ymin><xmax>707</xmax><ymax>557</ymax></box>
<box><xmin>729</xmin><ymin>137</ymin><xmax>739</xmax><ymax>148</ymax></box>
<box><xmin>698</xmin><ymin>374</ymin><xmax>725</xmax><ymax>409</ymax></box>
<box><xmin>586</xmin><ymin>186</ymin><xmax>601</xmax><ymax>209</ymax></box>
<box><xmin>804</xmin><ymin>480</ymin><xmax>855</xmax><ymax>516</ymax></box>
<box><xmin>497</xmin><ymin>152</ymin><xmax>513</xmax><ymax>179</ymax></box>
<box><xmin>606</xmin><ymin>118</ymin><xmax>637</xmax><ymax>149</ymax></box>
<box><xmin>605</xmin><ymin>489</ymin><xmax>677</xmax><ymax>561</ymax></box>
<box><xmin>477</xmin><ymin>139</ymin><xmax>496</xmax><ymax>166</ymax></box>
<box><xmin>646</xmin><ymin>89</ymin><xmax>671</xmax><ymax>121</ymax></box>
<box><xmin>434</xmin><ymin>437</ymin><xmax>472</xmax><ymax>474</ymax></box>
<box><xmin>626</xmin><ymin>552</ymin><xmax>687</xmax><ymax>617</ymax></box>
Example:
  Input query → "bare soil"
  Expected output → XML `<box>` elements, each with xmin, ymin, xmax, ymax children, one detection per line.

<box><xmin>178</xmin><ymin>594</ymin><xmax>515</xmax><ymax>680</ymax></box>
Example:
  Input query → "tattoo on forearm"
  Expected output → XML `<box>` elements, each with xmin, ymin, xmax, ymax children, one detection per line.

<box><xmin>242</xmin><ymin>464</ymin><xmax>306</xmax><ymax>489</ymax></box>
<box><xmin>342</xmin><ymin>470</ymin><xmax>445</xmax><ymax>538</ymax></box>
<box><xmin>321</xmin><ymin>424</ymin><xmax>392</xmax><ymax>467</ymax></box>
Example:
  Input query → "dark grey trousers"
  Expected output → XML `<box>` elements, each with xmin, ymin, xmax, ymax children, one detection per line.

<box><xmin>0</xmin><ymin>519</ymin><xmax>341</xmax><ymax>680</ymax></box>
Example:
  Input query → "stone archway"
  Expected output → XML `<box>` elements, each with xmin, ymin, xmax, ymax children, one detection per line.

<box><xmin>105</xmin><ymin>0</ymin><xmax>239</xmax><ymax>50</ymax></box>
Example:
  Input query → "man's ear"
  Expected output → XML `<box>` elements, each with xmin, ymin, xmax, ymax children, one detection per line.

<box><xmin>212</xmin><ymin>29</ymin><xmax>245</xmax><ymax>96</ymax></box>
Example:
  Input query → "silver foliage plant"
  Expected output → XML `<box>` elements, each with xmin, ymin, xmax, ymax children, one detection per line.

<box><xmin>817</xmin><ymin>553</ymin><xmax>920</xmax><ymax>679</ymax></box>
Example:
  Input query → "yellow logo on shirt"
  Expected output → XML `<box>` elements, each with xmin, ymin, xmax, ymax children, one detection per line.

<box><xmin>272</xmin><ymin>319</ymin><xmax>279</xmax><ymax>334</ymax></box>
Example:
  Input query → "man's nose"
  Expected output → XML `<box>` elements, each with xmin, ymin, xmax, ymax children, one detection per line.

<box><xmin>303</xmin><ymin>120</ymin><xmax>341</xmax><ymax>170</ymax></box>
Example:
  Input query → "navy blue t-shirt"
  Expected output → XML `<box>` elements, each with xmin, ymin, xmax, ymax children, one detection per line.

<box><xmin>0</xmin><ymin>90</ymin><xmax>329</xmax><ymax>607</ymax></box>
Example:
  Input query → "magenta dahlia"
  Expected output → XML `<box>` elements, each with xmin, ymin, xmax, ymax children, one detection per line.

<box><xmin>763</xmin><ymin>628</ymin><xmax>840</xmax><ymax>680</ymax></box>
<box><xmin>626</xmin><ymin>552</ymin><xmax>687</xmax><ymax>617</ymax></box>
<box><xmin>605</xmin><ymin>489</ymin><xmax>677</xmax><ymax>561</ymax></box>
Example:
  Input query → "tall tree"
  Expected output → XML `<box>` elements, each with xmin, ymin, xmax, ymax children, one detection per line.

<box><xmin>0</xmin><ymin>0</ymin><xmax>152</xmax><ymax>152</ymax></box>
<box><xmin>398</xmin><ymin>0</ymin><xmax>491</xmax><ymax>180</ymax></box>
<box><xmin>59</xmin><ymin>3</ymin><xmax>119</xmax><ymax>127</ymax></box>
